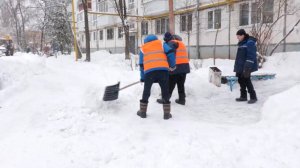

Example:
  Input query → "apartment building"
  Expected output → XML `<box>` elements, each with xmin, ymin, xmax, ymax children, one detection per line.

<box><xmin>75</xmin><ymin>0</ymin><xmax>300</xmax><ymax>59</ymax></box>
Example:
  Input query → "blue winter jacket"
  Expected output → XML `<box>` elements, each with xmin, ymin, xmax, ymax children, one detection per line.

<box><xmin>234</xmin><ymin>36</ymin><xmax>258</xmax><ymax>74</ymax></box>
<box><xmin>139</xmin><ymin>35</ymin><xmax>176</xmax><ymax>80</ymax></box>
<box><xmin>165</xmin><ymin>40</ymin><xmax>190</xmax><ymax>75</ymax></box>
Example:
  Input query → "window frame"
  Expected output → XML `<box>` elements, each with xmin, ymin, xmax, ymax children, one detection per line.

<box><xmin>207</xmin><ymin>9</ymin><xmax>222</xmax><ymax>30</ymax></box>
<box><xmin>107</xmin><ymin>28</ymin><xmax>114</xmax><ymax>40</ymax></box>
<box><xmin>180</xmin><ymin>13</ymin><xmax>193</xmax><ymax>32</ymax></box>
<box><xmin>141</xmin><ymin>21</ymin><xmax>148</xmax><ymax>36</ymax></box>
<box><xmin>118</xmin><ymin>27</ymin><xmax>123</xmax><ymax>39</ymax></box>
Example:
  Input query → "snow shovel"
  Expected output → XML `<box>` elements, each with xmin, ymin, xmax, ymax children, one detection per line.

<box><xmin>103</xmin><ymin>81</ymin><xmax>140</xmax><ymax>101</ymax></box>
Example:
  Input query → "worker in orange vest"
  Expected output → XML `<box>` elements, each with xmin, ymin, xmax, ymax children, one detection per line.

<box><xmin>137</xmin><ymin>34</ymin><xmax>176</xmax><ymax>120</ymax></box>
<box><xmin>157</xmin><ymin>32</ymin><xmax>190</xmax><ymax>105</ymax></box>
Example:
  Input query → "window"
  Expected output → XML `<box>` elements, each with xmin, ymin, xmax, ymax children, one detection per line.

<box><xmin>78</xmin><ymin>0</ymin><xmax>92</xmax><ymax>11</ymax></box>
<box><xmin>118</xmin><ymin>27</ymin><xmax>123</xmax><ymax>38</ymax></box>
<box><xmin>81</xmin><ymin>34</ymin><xmax>84</xmax><ymax>42</ymax></box>
<box><xmin>128</xmin><ymin>0</ymin><xmax>135</xmax><ymax>10</ymax></box>
<box><xmin>214</xmin><ymin>9</ymin><xmax>221</xmax><ymax>29</ymax></box>
<box><xmin>263</xmin><ymin>0</ymin><xmax>274</xmax><ymax>23</ymax></box>
<box><xmin>93</xmin><ymin>14</ymin><xmax>97</xmax><ymax>26</ymax></box>
<box><xmin>156</xmin><ymin>18</ymin><xmax>169</xmax><ymax>34</ymax></box>
<box><xmin>207</xmin><ymin>9</ymin><xmax>221</xmax><ymax>29</ymax></box>
<box><xmin>208</xmin><ymin>11</ymin><xmax>213</xmax><ymax>29</ymax></box>
<box><xmin>240</xmin><ymin>3</ymin><xmax>249</xmax><ymax>26</ymax></box>
<box><xmin>239</xmin><ymin>1</ymin><xmax>274</xmax><ymax>26</ymax></box>
<box><xmin>141</xmin><ymin>21</ymin><xmax>148</xmax><ymax>35</ymax></box>
<box><xmin>97</xmin><ymin>0</ymin><xmax>108</xmax><ymax>12</ymax></box>
<box><xmin>93</xmin><ymin>31</ymin><xmax>97</xmax><ymax>41</ymax></box>
<box><xmin>99</xmin><ymin>30</ymin><xmax>103</xmax><ymax>40</ymax></box>
<box><xmin>181</xmin><ymin>13</ymin><xmax>193</xmax><ymax>32</ymax></box>
<box><xmin>156</xmin><ymin>19</ymin><xmax>161</xmax><ymax>34</ymax></box>
<box><xmin>251</xmin><ymin>2</ymin><xmax>261</xmax><ymax>24</ymax></box>
<box><xmin>107</xmin><ymin>28</ymin><xmax>114</xmax><ymax>40</ymax></box>
<box><xmin>129</xmin><ymin>23</ymin><xmax>135</xmax><ymax>30</ymax></box>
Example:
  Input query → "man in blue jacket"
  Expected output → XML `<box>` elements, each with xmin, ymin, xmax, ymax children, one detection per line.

<box><xmin>234</xmin><ymin>29</ymin><xmax>258</xmax><ymax>104</ymax></box>
<box><xmin>157</xmin><ymin>32</ymin><xmax>190</xmax><ymax>105</ymax></box>
<box><xmin>137</xmin><ymin>34</ymin><xmax>176</xmax><ymax>120</ymax></box>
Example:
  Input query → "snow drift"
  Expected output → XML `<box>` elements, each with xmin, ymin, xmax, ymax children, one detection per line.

<box><xmin>0</xmin><ymin>51</ymin><xmax>300</xmax><ymax>168</ymax></box>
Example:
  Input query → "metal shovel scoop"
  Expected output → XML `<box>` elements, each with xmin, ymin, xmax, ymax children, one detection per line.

<box><xmin>103</xmin><ymin>81</ymin><xmax>140</xmax><ymax>101</ymax></box>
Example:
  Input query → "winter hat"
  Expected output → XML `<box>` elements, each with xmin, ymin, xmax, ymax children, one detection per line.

<box><xmin>236</xmin><ymin>29</ymin><xmax>247</xmax><ymax>36</ymax></box>
<box><xmin>164</xmin><ymin>32</ymin><xmax>173</xmax><ymax>42</ymax></box>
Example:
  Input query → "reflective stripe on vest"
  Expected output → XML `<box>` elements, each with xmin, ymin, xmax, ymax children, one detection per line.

<box><xmin>141</xmin><ymin>40</ymin><xmax>169</xmax><ymax>72</ymax></box>
<box><xmin>172</xmin><ymin>40</ymin><xmax>189</xmax><ymax>64</ymax></box>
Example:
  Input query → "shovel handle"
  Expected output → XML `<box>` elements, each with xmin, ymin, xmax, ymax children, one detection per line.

<box><xmin>119</xmin><ymin>81</ymin><xmax>140</xmax><ymax>91</ymax></box>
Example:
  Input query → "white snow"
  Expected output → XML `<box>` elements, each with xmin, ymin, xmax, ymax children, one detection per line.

<box><xmin>0</xmin><ymin>51</ymin><xmax>300</xmax><ymax>168</ymax></box>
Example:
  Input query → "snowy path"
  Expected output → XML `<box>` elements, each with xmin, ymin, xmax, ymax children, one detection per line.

<box><xmin>0</xmin><ymin>52</ymin><xmax>300</xmax><ymax>168</ymax></box>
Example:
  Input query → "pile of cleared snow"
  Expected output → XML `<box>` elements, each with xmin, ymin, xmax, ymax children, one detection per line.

<box><xmin>261</xmin><ymin>84</ymin><xmax>300</xmax><ymax>126</ymax></box>
<box><xmin>0</xmin><ymin>51</ymin><xmax>300</xmax><ymax>168</ymax></box>
<box><xmin>263</xmin><ymin>52</ymin><xmax>300</xmax><ymax>80</ymax></box>
<box><xmin>0</xmin><ymin>53</ymin><xmax>46</xmax><ymax>90</ymax></box>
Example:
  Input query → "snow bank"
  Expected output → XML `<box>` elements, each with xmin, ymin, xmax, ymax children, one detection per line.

<box><xmin>263</xmin><ymin>52</ymin><xmax>300</xmax><ymax>80</ymax></box>
<box><xmin>0</xmin><ymin>52</ymin><xmax>46</xmax><ymax>90</ymax></box>
<box><xmin>0</xmin><ymin>51</ymin><xmax>300</xmax><ymax>168</ymax></box>
<box><xmin>261</xmin><ymin>84</ymin><xmax>300</xmax><ymax>126</ymax></box>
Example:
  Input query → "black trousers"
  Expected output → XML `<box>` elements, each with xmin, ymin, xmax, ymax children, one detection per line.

<box><xmin>142</xmin><ymin>70</ymin><xmax>170</xmax><ymax>104</ymax></box>
<box><xmin>237</xmin><ymin>73</ymin><xmax>256</xmax><ymax>99</ymax></box>
<box><xmin>169</xmin><ymin>73</ymin><xmax>187</xmax><ymax>99</ymax></box>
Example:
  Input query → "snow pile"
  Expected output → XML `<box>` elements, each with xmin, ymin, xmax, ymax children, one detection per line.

<box><xmin>263</xmin><ymin>52</ymin><xmax>300</xmax><ymax>80</ymax></box>
<box><xmin>0</xmin><ymin>52</ymin><xmax>46</xmax><ymax>90</ymax></box>
<box><xmin>262</xmin><ymin>84</ymin><xmax>300</xmax><ymax>126</ymax></box>
<box><xmin>0</xmin><ymin>51</ymin><xmax>300</xmax><ymax>168</ymax></box>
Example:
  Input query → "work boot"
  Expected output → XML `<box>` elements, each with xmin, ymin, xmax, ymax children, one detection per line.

<box><xmin>175</xmin><ymin>99</ymin><xmax>185</xmax><ymax>105</ymax></box>
<box><xmin>175</xmin><ymin>93</ymin><xmax>186</xmax><ymax>105</ymax></box>
<box><xmin>163</xmin><ymin>103</ymin><xmax>172</xmax><ymax>120</ymax></box>
<box><xmin>236</xmin><ymin>90</ymin><xmax>247</xmax><ymax>102</ymax></box>
<box><xmin>137</xmin><ymin>101</ymin><xmax>148</xmax><ymax>118</ymax></box>
<box><xmin>248</xmin><ymin>91</ymin><xmax>257</xmax><ymax>104</ymax></box>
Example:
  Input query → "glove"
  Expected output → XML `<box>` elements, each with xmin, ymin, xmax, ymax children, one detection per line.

<box><xmin>243</xmin><ymin>68</ymin><xmax>251</xmax><ymax>78</ymax></box>
<box><xmin>169</xmin><ymin>66</ymin><xmax>176</xmax><ymax>72</ymax></box>
<box><xmin>140</xmin><ymin>79</ymin><xmax>144</xmax><ymax>83</ymax></box>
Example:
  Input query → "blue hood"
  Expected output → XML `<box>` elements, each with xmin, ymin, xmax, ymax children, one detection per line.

<box><xmin>144</xmin><ymin>34</ymin><xmax>158</xmax><ymax>43</ymax></box>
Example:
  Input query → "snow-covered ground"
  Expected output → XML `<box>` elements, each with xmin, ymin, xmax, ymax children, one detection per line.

<box><xmin>0</xmin><ymin>51</ymin><xmax>300</xmax><ymax>168</ymax></box>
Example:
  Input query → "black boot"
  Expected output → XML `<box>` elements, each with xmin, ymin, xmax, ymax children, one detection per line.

<box><xmin>236</xmin><ymin>90</ymin><xmax>247</xmax><ymax>102</ymax></box>
<box><xmin>175</xmin><ymin>99</ymin><xmax>185</xmax><ymax>105</ymax></box>
<box><xmin>248</xmin><ymin>91</ymin><xmax>257</xmax><ymax>104</ymax></box>
<box><xmin>137</xmin><ymin>101</ymin><xmax>148</xmax><ymax>118</ymax></box>
<box><xmin>175</xmin><ymin>93</ymin><xmax>186</xmax><ymax>105</ymax></box>
<box><xmin>163</xmin><ymin>103</ymin><xmax>172</xmax><ymax>120</ymax></box>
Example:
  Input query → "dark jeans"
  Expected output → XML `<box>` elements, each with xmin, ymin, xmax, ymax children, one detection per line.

<box><xmin>142</xmin><ymin>70</ymin><xmax>170</xmax><ymax>104</ymax></box>
<box><xmin>169</xmin><ymin>73</ymin><xmax>187</xmax><ymax>99</ymax></box>
<box><xmin>236</xmin><ymin>73</ymin><xmax>256</xmax><ymax>99</ymax></box>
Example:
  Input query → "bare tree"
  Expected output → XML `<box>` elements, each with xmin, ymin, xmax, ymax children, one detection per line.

<box><xmin>250</xmin><ymin>0</ymin><xmax>300</xmax><ymax>67</ymax></box>
<box><xmin>113</xmin><ymin>0</ymin><xmax>130</xmax><ymax>60</ymax></box>
<box><xmin>270</xmin><ymin>17</ymin><xmax>300</xmax><ymax>55</ymax></box>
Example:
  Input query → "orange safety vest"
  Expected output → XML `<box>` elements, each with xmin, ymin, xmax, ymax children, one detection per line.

<box><xmin>172</xmin><ymin>40</ymin><xmax>189</xmax><ymax>64</ymax></box>
<box><xmin>141</xmin><ymin>40</ymin><xmax>169</xmax><ymax>72</ymax></box>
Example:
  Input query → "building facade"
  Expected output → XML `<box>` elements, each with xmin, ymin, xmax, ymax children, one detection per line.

<box><xmin>75</xmin><ymin>0</ymin><xmax>300</xmax><ymax>59</ymax></box>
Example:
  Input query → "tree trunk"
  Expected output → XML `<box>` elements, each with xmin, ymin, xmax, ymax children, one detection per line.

<box><xmin>82</xmin><ymin>0</ymin><xmax>90</xmax><ymax>62</ymax></box>
<box><xmin>124</xmin><ymin>25</ymin><xmax>130</xmax><ymax>59</ymax></box>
